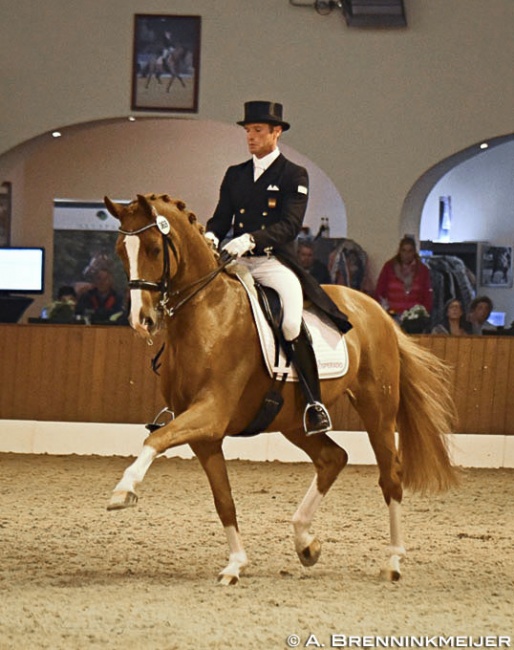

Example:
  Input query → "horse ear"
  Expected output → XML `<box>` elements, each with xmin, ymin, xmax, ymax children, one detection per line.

<box><xmin>136</xmin><ymin>194</ymin><xmax>154</xmax><ymax>220</ymax></box>
<box><xmin>104</xmin><ymin>196</ymin><xmax>122</xmax><ymax>220</ymax></box>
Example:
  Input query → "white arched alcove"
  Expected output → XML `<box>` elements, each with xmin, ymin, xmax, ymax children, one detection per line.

<box><xmin>400</xmin><ymin>134</ymin><xmax>514</xmax><ymax>244</ymax></box>
<box><xmin>0</xmin><ymin>117</ymin><xmax>347</xmax><ymax>316</ymax></box>
<box><xmin>419</xmin><ymin>139</ymin><xmax>514</xmax><ymax>244</ymax></box>
<box><xmin>399</xmin><ymin>134</ymin><xmax>514</xmax><ymax>320</ymax></box>
<box><xmin>1</xmin><ymin>117</ymin><xmax>347</xmax><ymax>236</ymax></box>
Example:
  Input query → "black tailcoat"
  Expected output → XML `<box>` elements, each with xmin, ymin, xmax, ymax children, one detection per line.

<box><xmin>207</xmin><ymin>154</ymin><xmax>351</xmax><ymax>333</ymax></box>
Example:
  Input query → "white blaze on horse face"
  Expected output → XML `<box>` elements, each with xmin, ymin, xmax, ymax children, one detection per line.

<box><xmin>124</xmin><ymin>235</ymin><xmax>146</xmax><ymax>333</ymax></box>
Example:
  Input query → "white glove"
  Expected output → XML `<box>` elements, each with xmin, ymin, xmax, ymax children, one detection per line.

<box><xmin>204</xmin><ymin>231</ymin><xmax>219</xmax><ymax>249</ymax></box>
<box><xmin>222</xmin><ymin>233</ymin><xmax>256</xmax><ymax>258</ymax></box>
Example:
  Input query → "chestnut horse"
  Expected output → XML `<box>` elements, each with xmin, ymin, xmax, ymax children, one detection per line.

<box><xmin>104</xmin><ymin>193</ymin><xmax>458</xmax><ymax>585</ymax></box>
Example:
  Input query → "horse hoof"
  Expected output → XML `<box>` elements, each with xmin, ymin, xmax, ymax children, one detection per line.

<box><xmin>298</xmin><ymin>538</ymin><xmax>322</xmax><ymax>567</ymax></box>
<box><xmin>380</xmin><ymin>553</ymin><xmax>403</xmax><ymax>581</ymax></box>
<box><xmin>379</xmin><ymin>568</ymin><xmax>401</xmax><ymax>582</ymax></box>
<box><xmin>217</xmin><ymin>573</ymin><xmax>239</xmax><ymax>586</ymax></box>
<box><xmin>107</xmin><ymin>491</ymin><xmax>138</xmax><ymax>511</ymax></box>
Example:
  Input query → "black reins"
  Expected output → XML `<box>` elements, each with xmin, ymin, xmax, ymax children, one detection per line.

<box><xmin>119</xmin><ymin>216</ymin><xmax>233</xmax><ymax>319</ymax></box>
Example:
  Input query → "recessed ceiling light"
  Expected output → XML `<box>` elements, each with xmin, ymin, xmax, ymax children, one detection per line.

<box><xmin>52</xmin><ymin>131</ymin><xmax>62</xmax><ymax>138</ymax></box>
<box><xmin>479</xmin><ymin>142</ymin><xmax>489</xmax><ymax>150</ymax></box>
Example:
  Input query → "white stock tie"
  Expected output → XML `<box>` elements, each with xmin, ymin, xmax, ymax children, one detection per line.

<box><xmin>254</xmin><ymin>164</ymin><xmax>265</xmax><ymax>181</ymax></box>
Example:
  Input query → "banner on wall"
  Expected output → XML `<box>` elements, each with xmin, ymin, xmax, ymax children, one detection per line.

<box><xmin>52</xmin><ymin>200</ymin><xmax>128</xmax><ymax>299</ymax></box>
<box><xmin>480</xmin><ymin>245</ymin><xmax>513</xmax><ymax>289</ymax></box>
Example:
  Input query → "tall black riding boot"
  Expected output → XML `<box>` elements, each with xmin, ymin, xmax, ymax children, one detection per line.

<box><xmin>287</xmin><ymin>329</ymin><xmax>332</xmax><ymax>435</ymax></box>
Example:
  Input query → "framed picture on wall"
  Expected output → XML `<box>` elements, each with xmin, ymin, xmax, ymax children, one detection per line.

<box><xmin>480</xmin><ymin>245</ymin><xmax>513</xmax><ymax>288</ymax></box>
<box><xmin>131</xmin><ymin>14</ymin><xmax>201</xmax><ymax>113</ymax></box>
<box><xmin>0</xmin><ymin>181</ymin><xmax>12</xmax><ymax>247</ymax></box>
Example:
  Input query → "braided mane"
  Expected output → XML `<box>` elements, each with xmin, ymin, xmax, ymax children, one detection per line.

<box><xmin>142</xmin><ymin>193</ymin><xmax>205</xmax><ymax>235</ymax></box>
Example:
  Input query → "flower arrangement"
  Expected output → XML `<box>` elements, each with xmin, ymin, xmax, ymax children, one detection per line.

<box><xmin>47</xmin><ymin>298</ymin><xmax>76</xmax><ymax>322</ymax></box>
<box><xmin>399</xmin><ymin>305</ymin><xmax>430</xmax><ymax>323</ymax></box>
<box><xmin>399</xmin><ymin>305</ymin><xmax>430</xmax><ymax>334</ymax></box>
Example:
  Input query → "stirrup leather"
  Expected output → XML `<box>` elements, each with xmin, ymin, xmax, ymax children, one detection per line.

<box><xmin>303</xmin><ymin>401</ymin><xmax>333</xmax><ymax>435</ymax></box>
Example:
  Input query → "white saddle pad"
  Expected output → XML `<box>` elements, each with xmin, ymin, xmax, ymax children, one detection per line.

<box><xmin>236</xmin><ymin>272</ymin><xmax>349</xmax><ymax>382</ymax></box>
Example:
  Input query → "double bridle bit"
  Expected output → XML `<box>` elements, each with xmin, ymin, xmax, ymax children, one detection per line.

<box><xmin>119</xmin><ymin>216</ymin><xmax>233</xmax><ymax>319</ymax></box>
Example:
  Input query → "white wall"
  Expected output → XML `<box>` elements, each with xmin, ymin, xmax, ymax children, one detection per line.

<box><xmin>1</xmin><ymin>420</ymin><xmax>512</xmax><ymax>469</ymax></box>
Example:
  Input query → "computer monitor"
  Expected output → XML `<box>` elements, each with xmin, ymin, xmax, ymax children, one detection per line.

<box><xmin>487</xmin><ymin>311</ymin><xmax>506</xmax><ymax>327</ymax></box>
<box><xmin>0</xmin><ymin>247</ymin><xmax>45</xmax><ymax>294</ymax></box>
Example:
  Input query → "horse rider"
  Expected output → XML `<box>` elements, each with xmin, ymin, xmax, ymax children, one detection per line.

<box><xmin>205</xmin><ymin>100</ymin><xmax>352</xmax><ymax>435</ymax></box>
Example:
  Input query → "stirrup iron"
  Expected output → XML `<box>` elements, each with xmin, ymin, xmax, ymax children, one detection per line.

<box><xmin>145</xmin><ymin>407</ymin><xmax>175</xmax><ymax>433</ymax></box>
<box><xmin>303</xmin><ymin>401</ymin><xmax>332</xmax><ymax>436</ymax></box>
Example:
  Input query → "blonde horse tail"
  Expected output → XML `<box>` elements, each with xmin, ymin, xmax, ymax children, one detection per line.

<box><xmin>396</xmin><ymin>328</ymin><xmax>459</xmax><ymax>494</ymax></box>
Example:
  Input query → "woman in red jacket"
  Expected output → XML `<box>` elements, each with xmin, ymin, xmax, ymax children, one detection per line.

<box><xmin>375</xmin><ymin>236</ymin><xmax>433</xmax><ymax>317</ymax></box>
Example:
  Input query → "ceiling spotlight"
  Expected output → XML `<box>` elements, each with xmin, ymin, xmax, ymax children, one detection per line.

<box><xmin>479</xmin><ymin>142</ymin><xmax>489</xmax><ymax>150</ymax></box>
<box><xmin>52</xmin><ymin>131</ymin><xmax>62</xmax><ymax>138</ymax></box>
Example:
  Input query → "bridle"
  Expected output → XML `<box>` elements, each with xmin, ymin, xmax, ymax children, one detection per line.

<box><xmin>119</xmin><ymin>214</ymin><xmax>233</xmax><ymax>318</ymax></box>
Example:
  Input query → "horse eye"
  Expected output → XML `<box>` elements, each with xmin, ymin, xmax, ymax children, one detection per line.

<box><xmin>149</xmin><ymin>246</ymin><xmax>161</xmax><ymax>259</ymax></box>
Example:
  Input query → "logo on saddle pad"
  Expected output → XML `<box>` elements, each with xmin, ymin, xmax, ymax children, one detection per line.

<box><xmin>237</xmin><ymin>274</ymin><xmax>349</xmax><ymax>381</ymax></box>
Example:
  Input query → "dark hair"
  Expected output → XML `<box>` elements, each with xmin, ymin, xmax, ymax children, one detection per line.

<box><xmin>442</xmin><ymin>298</ymin><xmax>472</xmax><ymax>334</ymax></box>
<box><xmin>444</xmin><ymin>297</ymin><xmax>463</xmax><ymax>308</ymax></box>
<box><xmin>297</xmin><ymin>240</ymin><xmax>314</xmax><ymax>251</ymax></box>
<box><xmin>469</xmin><ymin>295</ymin><xmax>493</xmax><ymax>316</ymax></box>
<box><xmin>394</xmin><ymin>236</ymin><xmax>419</xmax><ymax>263</ymax></box>
<box><xmin>57</xmin><ymin>285</ymin><xmax>76</xmax><ymax>300</ymax></box>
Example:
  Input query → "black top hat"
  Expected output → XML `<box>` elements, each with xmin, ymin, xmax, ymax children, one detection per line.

<box><xmin>237</xmin><ymin>101</ymin><xmax>290</xmax><ymax>131</ymax></box>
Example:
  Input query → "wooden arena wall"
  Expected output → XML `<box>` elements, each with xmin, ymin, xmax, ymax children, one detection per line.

<box><xmin>1</xmin><ymin>324</ymin><xmax>513</xmax><ymax>435</ymax></box>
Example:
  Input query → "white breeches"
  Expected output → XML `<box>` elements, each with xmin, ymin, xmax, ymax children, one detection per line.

<box><xmin>239</xmin><ymin>255</ymin><xmax>303</xmax><ymax>341</ymax></box>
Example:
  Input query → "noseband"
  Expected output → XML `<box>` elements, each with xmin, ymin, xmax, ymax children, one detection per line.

<box><xmin>119</xmin><ymin>215</ymin><xmax>233</xmax><ymax>318</ymax></box>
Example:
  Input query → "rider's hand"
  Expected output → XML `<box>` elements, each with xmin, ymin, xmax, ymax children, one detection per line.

<box><xmin>222</xmin><ymin>234</ymin><xmax>256</xmax><ymax>258</ymax></box>
<box><xmin>204</xmin><ymin>231</ymin><xmax>219</xmax><ymax>250</ymax></box>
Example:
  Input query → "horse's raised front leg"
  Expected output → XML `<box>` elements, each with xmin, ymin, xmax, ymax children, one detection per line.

<box><xmin>107</xmin><ymin>445</ymin><xmax>156</xmax><ymax>510</ymax></box>
<box><xmin>107</xmin><ymin>399</ymin><xmax>230</xmax><ymax>511</ymax></box>
<box><xmin>285</xmin><ymin>431</ymin><xmax>348</xmax><ymax>568</ymax></box>
<box><xmin>191</xmin><ymin>441</ymin><xmax>248</xmax><ymax>586</ymax></box>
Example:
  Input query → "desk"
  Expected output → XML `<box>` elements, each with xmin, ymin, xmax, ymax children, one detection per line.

<box><xmin>0</xmin><ymin>296</ymin><xmax>34</xmax><ymax>323</ymax></box>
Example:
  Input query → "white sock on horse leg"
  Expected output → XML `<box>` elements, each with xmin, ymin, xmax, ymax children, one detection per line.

<box><xmin>388</xmin><ymin>498</ymin><xmax>405</xmax><ymax>556</ymax></box>
<box><xmin>219</xmin><ymin>525</ymin><xmax>248</xmax><ymax>581</ymax></box>
<box><xmin>384</xmin><ymin>499</ymin><xmax>406</xmax><ymax>579</ymax></box>
<box><xmin>114</xmin><ymin>445</ymin><xmax>157</xmax><ymax>493</ymax></box>
<box><xmin>292</xmin><ymin>476</ymin><xmax>324</xmax><ymax>553</ymax></box>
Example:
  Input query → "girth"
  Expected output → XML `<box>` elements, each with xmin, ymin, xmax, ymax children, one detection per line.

<box><xmin>237</xmin><ymin>283</ymin><xmax>289</xmax><ymax>437</ymax></box>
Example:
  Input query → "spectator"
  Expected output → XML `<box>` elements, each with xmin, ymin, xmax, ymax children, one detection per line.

<box><xmin>57</xmin><ymin>285</ymin><xmax>77</xmax><ymax>302</ymax></box>
<box><xmin>375</xmin><ymin>235</ymin><xmax>433</xmax><ymax>319</ymax></box>
<box><xmin>76</xmin><ymin>269</ymin><xmax>123</xmax><ymax>323</ymax></box>
<box><xmin>431</xmin><ymin>298</ymin><xmax>472</xmax><ymax>335</ymax></box>
<box><xmin>296</xmin><ymin>240</ymin><xmax>331</xmax><ymax>284</ymax></box>
<box><xmin>467</xmin><ymin>295</ymin><xmax>495</xmax><ymax>335</ymax></box>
